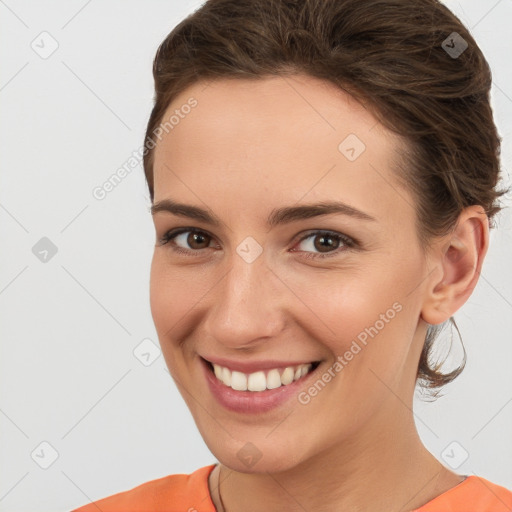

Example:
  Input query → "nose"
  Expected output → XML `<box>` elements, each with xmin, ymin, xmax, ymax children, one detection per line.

<box><xmin>203</xmin><ymin>251</ymin><xmax>285</xmax><ymax>351</ymax></box>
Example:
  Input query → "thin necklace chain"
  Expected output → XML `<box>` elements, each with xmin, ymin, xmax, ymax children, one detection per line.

<box><xmin>216</xmin><ymin>465</ymin><xmax>227</xmax><ymax>512</ymax></box>
<box><xmin>213</xmin><ymin>463</ymin><xmax>452</xmax><ymax>512</ymax></box>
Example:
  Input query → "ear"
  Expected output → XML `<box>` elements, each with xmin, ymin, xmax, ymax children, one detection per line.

<box><xmin>421</xmin><ymin>205</ymin><xmax>490</xmax><ymax>325</ymax></box>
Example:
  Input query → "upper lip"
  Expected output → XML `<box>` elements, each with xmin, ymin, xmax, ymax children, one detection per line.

<box><xmin>201</xmin><ymin>356</ymin><xmax>319</xmax><ymax>374</ymax></box>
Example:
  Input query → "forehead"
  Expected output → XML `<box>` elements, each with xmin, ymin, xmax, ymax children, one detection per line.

<box><xmin>152</xmin><ymin>74</ymin><xmax>411</xmax><ymax>223</ymax></box>
<box><xmin>156</xmin><ymin>74</ymin><xmax>384</xmax><ymax>155</ymax></box>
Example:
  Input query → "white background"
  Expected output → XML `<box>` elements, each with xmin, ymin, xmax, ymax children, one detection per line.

<box><xmin>1</xmin><ymin>1</ymin><xmax>511</xmax><ymax>511</ymax></box>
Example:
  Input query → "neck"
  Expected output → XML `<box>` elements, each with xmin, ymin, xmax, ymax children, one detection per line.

<box><xmin>210</xmin><ymin>402</ymin><xmax>460</xmax><ymax>512</ymax></box>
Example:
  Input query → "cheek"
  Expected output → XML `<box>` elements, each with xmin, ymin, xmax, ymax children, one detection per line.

<box><xmin>278</xmin><ymin>265</ymin><xmax>404</xmax><ymax>339</ymax></box>
<box><xmin>149</xmin><ymin>254</ymin><xmax>200</xmax><ymax>344</ymax></box>
<box><xmin>149</xmin><ymin>255</ymin><xmax>170</xmax><ymax>332</ymax></box>
<box><xmin>287</xmin><ymin>268</ymin><xmax>421</xmax><ymax>430</ymax></box>
<box><xmin>278</xmin><ymin>258</ymin><xmax>423</xmax><ymax>370</ymax></box>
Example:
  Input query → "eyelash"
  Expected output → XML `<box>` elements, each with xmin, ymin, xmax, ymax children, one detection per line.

<box><xmin>158</xmin><ymin>228</ymin><xmax>356</xmax><ymax>260</ymax></box>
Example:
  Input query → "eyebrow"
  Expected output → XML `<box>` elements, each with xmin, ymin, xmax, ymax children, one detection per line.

<box><xmin>151</xmin><ymin>199</ymin><xmax>376</xmax><ymax>227</ymax></box>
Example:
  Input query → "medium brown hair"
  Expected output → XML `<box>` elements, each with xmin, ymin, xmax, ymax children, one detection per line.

<box><xmin>142</xmin><ymin>0</ymin><xmax>505</xmax><ymax>394</ymax></box>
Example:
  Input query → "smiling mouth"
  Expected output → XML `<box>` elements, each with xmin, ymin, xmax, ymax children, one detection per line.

<box><xmin>203</xmin><ymin>358</ymin><xmax>321</xmax><ymax>392</ymax></box>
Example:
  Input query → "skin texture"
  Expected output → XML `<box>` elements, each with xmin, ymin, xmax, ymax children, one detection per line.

<box><xmin>149</xmin><ymin>74</ymin><xmax>488</xmax><ymax>511</ymax></box>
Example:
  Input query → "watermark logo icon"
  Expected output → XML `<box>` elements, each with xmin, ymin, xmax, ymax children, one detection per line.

<box><xmin>441</xmin><ymin>441</ymin><xmax>469</xmax><ymax>469</ymax></box>
<box><xmin>31</xmin><ymin>441</ymin><xmax>59</xmax><ymax>469</ymax></box>
<box><xmin>237</xmin><ymin>442</ymin><xmax>263</xmax><ymax>468</ymax></box>
<box><xmin>31</xmin><ymin>31</ymin><xmax>59</xmax><ymax>59</ymax></box>
<box><xmin>338</xmin><ymin>134</ymin><xmax>366</xmax><ymax>162</ymax></box>
<box><xmin>133</xmin><ymin>338</ymin><xmax>161</xmax><ymax>366</ymax></box>
<box><xmin>32</xmin><ymin>237</ymin><xmax>58</xmax><ymax>263</ymax></box>
<box><xmin>442</xmin><ymin>32</ymin><xmax>468</xmax><ymax>59</ymax></box>
<box><xmin>236</xmin><ymin>237</ymin><xmax>263</xmax><ymax>264</ymax></box>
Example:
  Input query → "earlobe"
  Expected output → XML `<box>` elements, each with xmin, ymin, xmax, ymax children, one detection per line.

<box><xmin>420</xmin><ymin>206</ymin><xmax>489</xmax><ymax>325</ymax></box>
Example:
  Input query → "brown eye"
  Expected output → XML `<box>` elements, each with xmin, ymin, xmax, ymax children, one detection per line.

<box><xmin>186</xmin><ymin>231</ymin><xmax>211</xmax><ymax>249</ymax></box>
<box><xmin>159</xmin><ymin>229</ymin><xmax>214</xmax><ymax>253</ymax></box>
<box><xmin>313</xmin><ymin>234</ymin><xmax>340</xmax><ymax>253</ymax></box>
<box><xmin>292</xmin><ymin>230</ymin><xmax>355</xmax><ymax>260</ymax></box>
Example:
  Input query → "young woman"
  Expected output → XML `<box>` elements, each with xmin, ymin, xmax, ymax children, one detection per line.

<box><xmin>73</xmin><ymin>0</ymin><xmax>511</xmax><ymax>510</ymax></box>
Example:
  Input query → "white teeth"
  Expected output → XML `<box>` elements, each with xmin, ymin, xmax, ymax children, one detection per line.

<box><xmin>266</xmin><ymin>369</ymin><xmax>282</xmax><ymax>389</ymax></box>
<box><xmin>280</xmin><ymin>367</ymin><xmax>294</xmax><ymax>385</ymax></box>
<box><xmin>247</xmin><ymin>371</ymin><xmax>266</xmax><ymax>392</ymax></box>
<box><xmin>221</xmin><ymin>367</ymin><xmax>231</xmax><ymax>386</ymax></box>
<box><xmin>231</xmin><ymin>371</ymin><xmax>247</xmax><ymax>391</ymax></box>
<box><xmin>211</xmin><ymin>362</ymin><xmax>315</xmax><ymax>392</ymax></box>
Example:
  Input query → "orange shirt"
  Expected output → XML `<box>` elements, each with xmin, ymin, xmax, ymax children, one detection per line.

<box><xmin>71</xmin><ymin>464</ymin><xmax>512</xmax><ymax>512</ymax></box>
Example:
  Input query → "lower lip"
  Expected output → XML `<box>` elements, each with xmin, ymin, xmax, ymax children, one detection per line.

<box><xmin>201</xmin><ymin>358</ymin><xmax>319</xmax><ymax>414</ymax></box>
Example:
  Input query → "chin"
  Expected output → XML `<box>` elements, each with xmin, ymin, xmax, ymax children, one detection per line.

<box><xmin>220</xmin><ymin>453</ymin><xmax>303</xmax><ymax>475</ymax></box>
<box><xmin>204</xmin><ymin>434</ymin><xmax>309</xmax><ymax>475</ymax></box>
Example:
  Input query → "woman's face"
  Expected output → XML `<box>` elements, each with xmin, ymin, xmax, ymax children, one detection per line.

<box><xmin>150</xmin><ymin>74</ymin><xmax>435</xmax><ymax>472</ymax></box>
